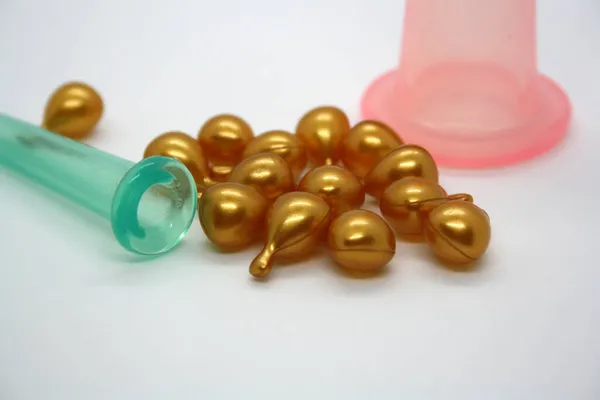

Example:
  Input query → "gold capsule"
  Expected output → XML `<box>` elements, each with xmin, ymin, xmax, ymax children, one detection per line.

<box><xmin>328</xmin><ymin>210</ymin><xmax>396</xmax><ymax>277</ymax></box>
<box><xmin>380</xmin><ymin>177</ymin><xmax>447</xmax><ymax>240</ymax></box>
<box><xmin>198</xmin><ymin>183</ymin><xmax>269</xmax><ymax>252</ymax></box>
<box><xmin>250</xmin><ymin>192</ymin><xmax>331</xmax><ymax>278</ymax></box>
<box><xmin>297</xmin><ymin>165</ymin><xmax>365</xmax><ymax>216</ymax></box>
<box><xmin>341</xmin><ymin>120</ymin><xmax>403</xmax><ymax>179</ymax></box>
<box><xmin>364</xmin><ymin>145</ymin><xmax>439</xmax><ymax>199</ymax></box>
<box><xmin>144</xmin><ymin>131</ymin><xmax>214</xmax><ymax>191</ymax></box>
<box><xmin>425</xmin><ymin>201</ymin><xmax>491</xmax><ymax>268</ymax></box>
<box><xmin>228</xmin><ymin>153</ymin><xmax>295</xmax><ymax>201</ymax></box>
<box><xmin>243</xmin><ymin>130</ymin><xmax>308</xmax><ymax>179</ymax></box>
<box><xmin>197</xmin><ymin>114</ymin><xmax>253</xmax><ymax>165</ymax></box>
<box><xmin>210</xmin><ymin>164</ymin><xmax>234</xmax><ymax>182</ymax></box>
<box><xmin>43</xmin><ymin>82</ymin><xmax>103</xmax><ymax>139</ymax></box>
<box><xmin>295</xmin><ymin>106</ymin><xmax>350</xmax><ymax>166</ymax></box>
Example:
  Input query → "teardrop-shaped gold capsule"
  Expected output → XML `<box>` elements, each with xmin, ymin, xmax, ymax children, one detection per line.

<box><xmin>199</xmin><ymin>183</ymin><xmax>269</xmax><ymax>252</ymax></box>
<box><xmin>197</xmin><ymin>114</ymin><xmax>254</xmax><ymax>165</ymax></box>
<box><xmin>242</xmin><ymin>130</ymin><xmax>308</xmax><ymax>179</ymax></box>
<box><xmin>364</xmin><ymin>145</ymin><xmax>439</xmax><ymax>199</ymax></box>
<box><xmin>328</xmin><ymin>210</ymin><xmax>396</xmax><ymax>277</ymax></box>
<box><xmin>341</xmin><ymin>120</ymin><xmax>403</xmax><ymax>179</ymax></box>
<box><xmin>425</xmin><ymin>201</ymin><xmax>491</xmax><ymax>268</ymax></box>
<box><xmin>144</xmin><ymin>131</ymin><xmax>214</xmax><ymax>191</ymax></box>
<box><xmin>297</xmin><ymin>165</ymin><xmax>365</xmax><ymax>216</ymax></box>
<box><xmin>295</xmin><ymin>106</ymin><xmax>350</xmax><ymax>166</ymax></box>
<box><xmin>380</xmin><ymin>177</ymin><xmax>448</xmax><ymax>240</ymax></box>
<box><xmin>229</xmin><ymin>153</ymin><xmax>295</xmax><ymax>201</ymax></box>
<box><xmin>250</xmin><ymin>192</ymin><xmax>331</xmax><ymax>278</ymax></box>
<box><xmin>42</xmin><ymin>82</ymin><xmax>103</xmax><ymax>139</ymax></box>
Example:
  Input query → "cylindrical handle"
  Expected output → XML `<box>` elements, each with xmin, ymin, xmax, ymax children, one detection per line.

<box><xmin>0</xmin><ymin>113</ymin><xmax>132</xmax><ymax>218</ymax></box>
<box><xmin>0</xmin><ymin>114</ymin><xmax>198</xmax><ymax>255</ymax></box>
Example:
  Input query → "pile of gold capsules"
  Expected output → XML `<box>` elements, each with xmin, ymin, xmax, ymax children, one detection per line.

<box><xmin>46</xmin><ymin>82</ymin><xmax>491</xmax><ymax>279</ymax></box>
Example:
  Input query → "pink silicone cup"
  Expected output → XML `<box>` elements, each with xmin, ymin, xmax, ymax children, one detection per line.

<box><xmin>361</xmin><ymin>0</ymin><xmax>571</xmax><ymax>168</ymax></box>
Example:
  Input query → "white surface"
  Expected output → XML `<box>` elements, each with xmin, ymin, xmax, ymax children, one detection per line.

<box><xmin>1</xmin><ymin>0</ymin><xmax>599</xmax><ymax>398</ymax></box>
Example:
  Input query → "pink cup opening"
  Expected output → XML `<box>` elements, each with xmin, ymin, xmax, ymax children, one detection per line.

<box><xmin>361</xmin><ymin>0</ymin><xmax>571</xmax><ymax>168</ymax></box>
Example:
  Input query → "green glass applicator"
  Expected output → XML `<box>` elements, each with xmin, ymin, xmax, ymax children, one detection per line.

<box><xmin>0</xmin><ymin>114</ymin><xmax>197</xmax><ymax>255</ymax></box>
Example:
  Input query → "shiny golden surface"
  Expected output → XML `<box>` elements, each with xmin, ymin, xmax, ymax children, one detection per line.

<box><xmin>144</xmin><ymin>131</ymin><xmax>214</xmax><ymax>190</ymax></box>
<box><xmin>228</xmin><ymin>153</ymin><xmax>295</xmax><ymax>201</ymax></box>
<box><xmin>380</xmin><ymin>177</ymin><xmax>447</xmax><ymax>240</ymax></box>
<box><xmin>425</xmin><ymin>201</ymin><xmax>491</xmax><ymax>267</ymax></box>
<box><xmin>364</xmin><ymin>145</ymin><xmax>439</xmax><ymax>199</ymax></box>
<box><xmin>250</xmin><ymin>192</ymin><xmax>331</xmax><ymax>278</ymax></box>
<box><xmin>43</xmin><ymin>82</ymin><xmax>103</xmax><ymax>139</ymax></box>
<box><xmin>210</xmin><ymin>164</ymin><xmax>234</xmax><ymax>182</ymax></box>
<box><xmin>328</xmin><ymin>210</ymin><xmax>396</xmax><ymax>276</ymax></box>
<box><xmin>297</xmin><ymin>165</ymin><xmax>365</xmax><ymax>216</ymax></box>
<box><xmin>199</xmin><ymin>183</ymin><xmax>268</xmax><ymax>251</ymax></box>
<box><xmin>197</xmin><ymin>114</ymin><xmax>253</xmax><ymax>165</ymax></box>
<box><xmin>243</xmin><ymin>130</ymin><xmax>308</xmax><ymax>178</ymax></box>
<box><xmin>295</xmin><ymin>106</ymin><xmax>350</xmax><ymax>166</ymax></box>
<box><xmin>341</xmin><ymin>120</ymin><xmax>403</xmax><ymax>179</ymax></box>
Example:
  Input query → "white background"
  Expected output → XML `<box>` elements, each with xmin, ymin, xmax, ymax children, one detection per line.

<box><xmin>1</xmin><ymin>0</ymin><xmax>599</xmax><ymax>399</ymax></box>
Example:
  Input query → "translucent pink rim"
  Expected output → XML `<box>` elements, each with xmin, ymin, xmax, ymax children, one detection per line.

<box><xmin>361</xmin><ymin>69</ymin><xmax>572</xmax><ymax>168</ymax></box>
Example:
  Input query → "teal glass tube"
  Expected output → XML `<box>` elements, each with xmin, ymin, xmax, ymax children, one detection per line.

<box><xmin>0</xmin><ymin>114</ymin><xmax>197</xmax><ymax>255</ymax></box>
